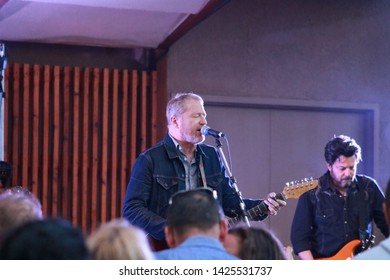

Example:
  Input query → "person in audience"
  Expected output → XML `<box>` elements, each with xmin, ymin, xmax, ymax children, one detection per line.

<box><xmin>223</xmin><ymin>225</ymin><xmax>290</xmax><ymax>260</ymax></box>
<box><xmin>353</xmin><ymin>178</ymin><xmax>390</xmax><ymax>259</ymax></box>
<box><xmin>87</xmin><ymin>218</ymin><xmax>154</xmax><ymax>260</ymax></box>
<box><xmin>0</xmin><ymin>218</ymin><xmax>90</xmax><ymax>260</ymax></box>
<box><xmin>0</xmin><ymin>161</ymin><xmax>12</xmax><ymax>188</ymax></box>
<box><xmin>0</xmin><ymin>186</ymin><xmax>43</xmax><ymax>238</ymax></box>
<box><xmin>154</xmin><ymin>188</ymin><xmax>239</xmax><ymax>260</ymax></box>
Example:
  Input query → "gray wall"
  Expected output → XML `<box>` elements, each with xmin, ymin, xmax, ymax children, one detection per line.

<box><xmin>167</xmin><ymin>0</ymin><xmax>390</xmax><ymax>250</ymax></box>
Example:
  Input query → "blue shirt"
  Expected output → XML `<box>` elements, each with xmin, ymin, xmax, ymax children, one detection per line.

<box><xmin>353</xmin><ymin>238</ymin><xmax>390</xmax><ymax>260</ymax></box>
<box><xmin>154</xmin><ymin>236</ymin><xmax>239</xmax><ymax>260</ymax></box>
<box><xmin>290</xmin><ymin>172</ymin><xmax>389</xmax><ymax>259</ymax></box>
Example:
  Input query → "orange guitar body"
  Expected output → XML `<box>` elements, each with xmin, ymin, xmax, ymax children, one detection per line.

<box><xmin>316</xmin><ymin>240</ymin><xmax>361</xmax><ymax>260</ymax></box>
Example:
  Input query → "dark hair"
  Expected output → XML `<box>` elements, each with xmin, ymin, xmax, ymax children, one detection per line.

<box><xmin>228</xmin><ymin>226</ymin><xmax>288</xmax><ymax>260</ymax></box>
<box><xmin>166</xmin><ymin>188</ymin><xmax>223</xmax><ymax>237</ymax></box>
<box><xmin>0</xmin><ymin>161</ymin><xmax>12</xmax><ymax>187</ymax></box>
<box><xmin>324</xmin><ymin>135</ymin><xmax>362</xmax><ymax>165</ymax></box>
<box><xmin>0</xmin><ymin>218</ymin><xmax>90</xmax><ymax>260</ymax></box>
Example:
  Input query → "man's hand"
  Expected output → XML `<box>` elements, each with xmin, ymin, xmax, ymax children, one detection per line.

<box><xmin>263</xmin><ymin>192</ymin><xmax>287</xmax><ymax>215</ymax></box>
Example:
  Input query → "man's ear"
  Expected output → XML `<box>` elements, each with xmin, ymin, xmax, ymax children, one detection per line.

<box><xmin>171</xmin><ymin>115</ymin><xmax>179</xmax><ymax>128</ymax></box>
<box><xmin>325</xmin><ymin>162</ymin><xmax>331</xmax><ymax>171</ymax></box>
<box><xmin>218</xmin><ymin>218</ymin><xmax>229</xmax><ymax>242</ymax></box>
<box><xmin>165</xmin><ymin>226</ymin><xmax>176</xmax><ymax>248</ymax></box>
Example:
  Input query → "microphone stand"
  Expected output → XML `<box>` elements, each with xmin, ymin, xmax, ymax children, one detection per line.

<box><xmin>214</xmin><ymin>137</ymin><xmax>251</xmax><ymax>227</ymax></box>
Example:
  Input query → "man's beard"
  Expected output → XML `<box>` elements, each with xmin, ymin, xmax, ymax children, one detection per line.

<box><xmin>335</xmin><ymin>177</ymin><xmax>353</xmax><ymax>188</ymax></box>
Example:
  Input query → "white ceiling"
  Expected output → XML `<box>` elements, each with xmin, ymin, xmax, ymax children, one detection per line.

<box><xmin>0</xmin><ymin>0</ymin><xmax>214</xmax><ymax>48</ymax></box>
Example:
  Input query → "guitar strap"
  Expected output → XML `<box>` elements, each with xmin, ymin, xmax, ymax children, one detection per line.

<box><xmin>357</xmin><ymin>178</ymin><xmax>370</xmax><ymax>249</ymax></box>
<box><xmin>199</xmin><ymin>156</ymin><xmax>207</xmax><ymax>188</ymax></box>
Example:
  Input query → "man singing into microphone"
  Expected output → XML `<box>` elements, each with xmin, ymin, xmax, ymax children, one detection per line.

<box><xmin>122</xmin><ymin>92</ymin><xmax>286</xmax><ymax>251</ymax></box>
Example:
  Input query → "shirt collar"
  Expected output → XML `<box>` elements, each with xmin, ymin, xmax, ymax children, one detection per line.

<box><xmin>323</xmin><ymin>171</ymin><xmax>359</xmax><ymax>193</ymax></box>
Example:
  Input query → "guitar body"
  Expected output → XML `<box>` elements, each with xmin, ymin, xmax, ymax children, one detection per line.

<box><xmin>315</xmin><ymin>234</ymin><xmax>375</xmax><ymax>260</ymax></box>
<box><xmin>316</xmin><ymin>240</ymin><xmax>361</xmax><ymax>260</ymax></box>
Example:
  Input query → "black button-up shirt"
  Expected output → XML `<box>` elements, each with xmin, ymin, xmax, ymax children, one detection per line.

<box><xmin>291</xmin><ymin>172</ymin><xmax>389</xmax><ymax>259</ymax></box>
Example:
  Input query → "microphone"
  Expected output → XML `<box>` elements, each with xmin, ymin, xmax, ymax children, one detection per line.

<box><xmin>201</xmin><ymin>126</ymin><xmax>226</xmax><ymax>138</ymax></box>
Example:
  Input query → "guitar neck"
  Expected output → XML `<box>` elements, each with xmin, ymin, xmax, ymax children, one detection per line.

<box><xmin>227</xmin><ymin>178</ymin><xmax>318</xmax><ymax>228</ymax></box>
<box><xmin>228</xmin><ymin>192</ymin><xmax>286</xmax><ymax>227</ymax></box>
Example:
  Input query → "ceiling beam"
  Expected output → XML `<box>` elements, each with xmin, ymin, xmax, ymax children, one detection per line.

<box><xmin>0</xmin><ymin>0</ymin><xmax>9</xmax><ymax>8</ymax></box>
<box><xmin>157</xmin><ymin>0</ymin><xmax>231</xmax><ymax>50</ymax></box>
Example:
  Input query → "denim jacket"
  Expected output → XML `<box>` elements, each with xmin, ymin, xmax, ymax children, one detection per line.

<box><xmin>122</xmin><ymin>134</ymin><xmax>265</xmax><ymax>241</ymax></box>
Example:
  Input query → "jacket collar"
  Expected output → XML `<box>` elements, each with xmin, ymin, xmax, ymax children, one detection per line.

<box><xmin>163</xmin><ymin>133</ymin><xmax>208</xmax><ymax>160</ymax></box>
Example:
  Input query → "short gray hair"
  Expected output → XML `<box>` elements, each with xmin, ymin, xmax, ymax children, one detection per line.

<box><xmin>166</xmin><ymin>93</ymin><xmax>204</xmax><ymax>125</ymax></box>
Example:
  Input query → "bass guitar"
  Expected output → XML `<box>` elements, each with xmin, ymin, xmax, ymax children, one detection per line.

<box><xmin>315</xmin><ymin>235</ymin><xmax>376</xmax><ymax>260</ymax></box>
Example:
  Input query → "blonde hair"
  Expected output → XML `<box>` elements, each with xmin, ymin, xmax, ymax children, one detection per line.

<box><xmin>0</xmin><ymin>187</ymin><xmax>43</xmax><ymax>236</ymax></box>
<box><xmin>87</xmin><ymin>218</ymin><xmax>154</xmax><ymax>260</ymax></box>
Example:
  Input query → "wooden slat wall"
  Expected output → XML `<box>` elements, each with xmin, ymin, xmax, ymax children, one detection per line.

<box><xmin>4</xmin><ymin>63</ymin><xmax>157</xmax><ymax>234</ymax></box>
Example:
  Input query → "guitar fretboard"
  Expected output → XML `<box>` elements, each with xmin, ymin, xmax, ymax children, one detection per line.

<box><xmin>226</xmin><ymin>178</ymin><xmax>318</xmax><ymax>228</ymax></box>
<box><xmin>228</xmin><ymin>193</ymin><xmax>285</xmax><ymax>227</ymax></box>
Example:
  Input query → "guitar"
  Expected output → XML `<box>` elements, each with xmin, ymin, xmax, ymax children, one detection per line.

<box><xmin>227</xmin><ymin>177</ymin><xmax>318</xmax><ymax>227</ymax></box>
<box><xmin>148</xmin><ymin>177</ymin><xmax>318</xmax><ymax>251</ymax></box>
<box><xmin>315</xmin><ymin>235</ymin><xmax>376</xmax><ymax>260</ymax></box>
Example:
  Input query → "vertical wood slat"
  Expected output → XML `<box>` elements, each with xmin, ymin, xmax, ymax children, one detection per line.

<box><xmin>151</xmin><ymin>71</ymin><xmax>158</xmax><ymax>145</ymax></box>
<box><xmin>62</xmin><ymin>67</ymin><xmax>71</xmax><ymax>219</ymax></box>
<box><xmin>140</xmin><ymin>71</ymin><xmax>147</xmax><ymax>152</ymax></box>
<box><xmin>111</xmin><ymin>69</ymin><xmax>119</xmax><ymax>219</ymax></box>
<box><xmin>32</xmin><ymin>65</ymin><xmax>40</xmax><ymax>196</ymax></box>
<box><xmin>4</xmin><ymin>66</ymin><xmax>9</xmax><ymax>159</ymax></box>
<box><xmin>12</xmin><ymin>64</ymin><xmax>20</xmax><ymax>183</ymax></box>
<box><xmin>130</xmin><ymin>70</ymin><xmax>138</xmax><ymax>172</ymax></box>
<box><xmin>81</xmin><ymin>68</ymin><xmax>90</xmax><ymax>230</ymax></box>
<box><xmin>101</xmin><ymin>68</ymin><xmax>109</xmax><ymax>223</ymax></box>
<box><xmin>42</xmin><ymin>65</ymin><xmax>50</xmax><ymax>215</ymax></box>
<box><xmin>22</xmin><ymin>64</ymin><xmax>30</xmax><ymax>187</ymax></box>
<box><xmin>4</xmin><ymin>64</ymin><xmax>158</xmax><ymax>234</ymax></box>
<box><xmin>91</xmin><ymin>68</ymin><xmax>99</xmax><ymax>230</ymax></box>
<box><xmin>52</xmin><ymin>66</ymin><xmax>60</xmax><ymax>216</ymax></box>
<box><xmin>120</xmin><ymin>70</ymin><xmax>129</xmax><ymax>213</ymax></box>
<box><xmin>72</xmin><ymin>67</ymin><xmax>80</xmax><ymax>226</ymax></box>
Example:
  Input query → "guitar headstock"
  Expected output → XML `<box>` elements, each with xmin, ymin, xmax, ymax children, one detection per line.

<box><xmin>282</xmin><ymin>177</ymin><xmax>318</xmax><ymax>199</ymax></box>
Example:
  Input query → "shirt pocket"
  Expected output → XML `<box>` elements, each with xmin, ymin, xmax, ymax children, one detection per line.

<box><xmin>155</xmin><ymin>177</ymin><xmax>180</xmax><ymax>211</ymax></box>
<box><xmin>205</xmin><ymin>174</ymin><xmax>224</xmax><ymax>189</ymax></box>
<box><xmin>316</xmin><ymin>208</ymin><xmax>335</xmax><ymax>227</ymax></box>
<box><xmin>156</xmin><ymin>177</ymin><xmax>179</xmax><ymax>190</ymax></box>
